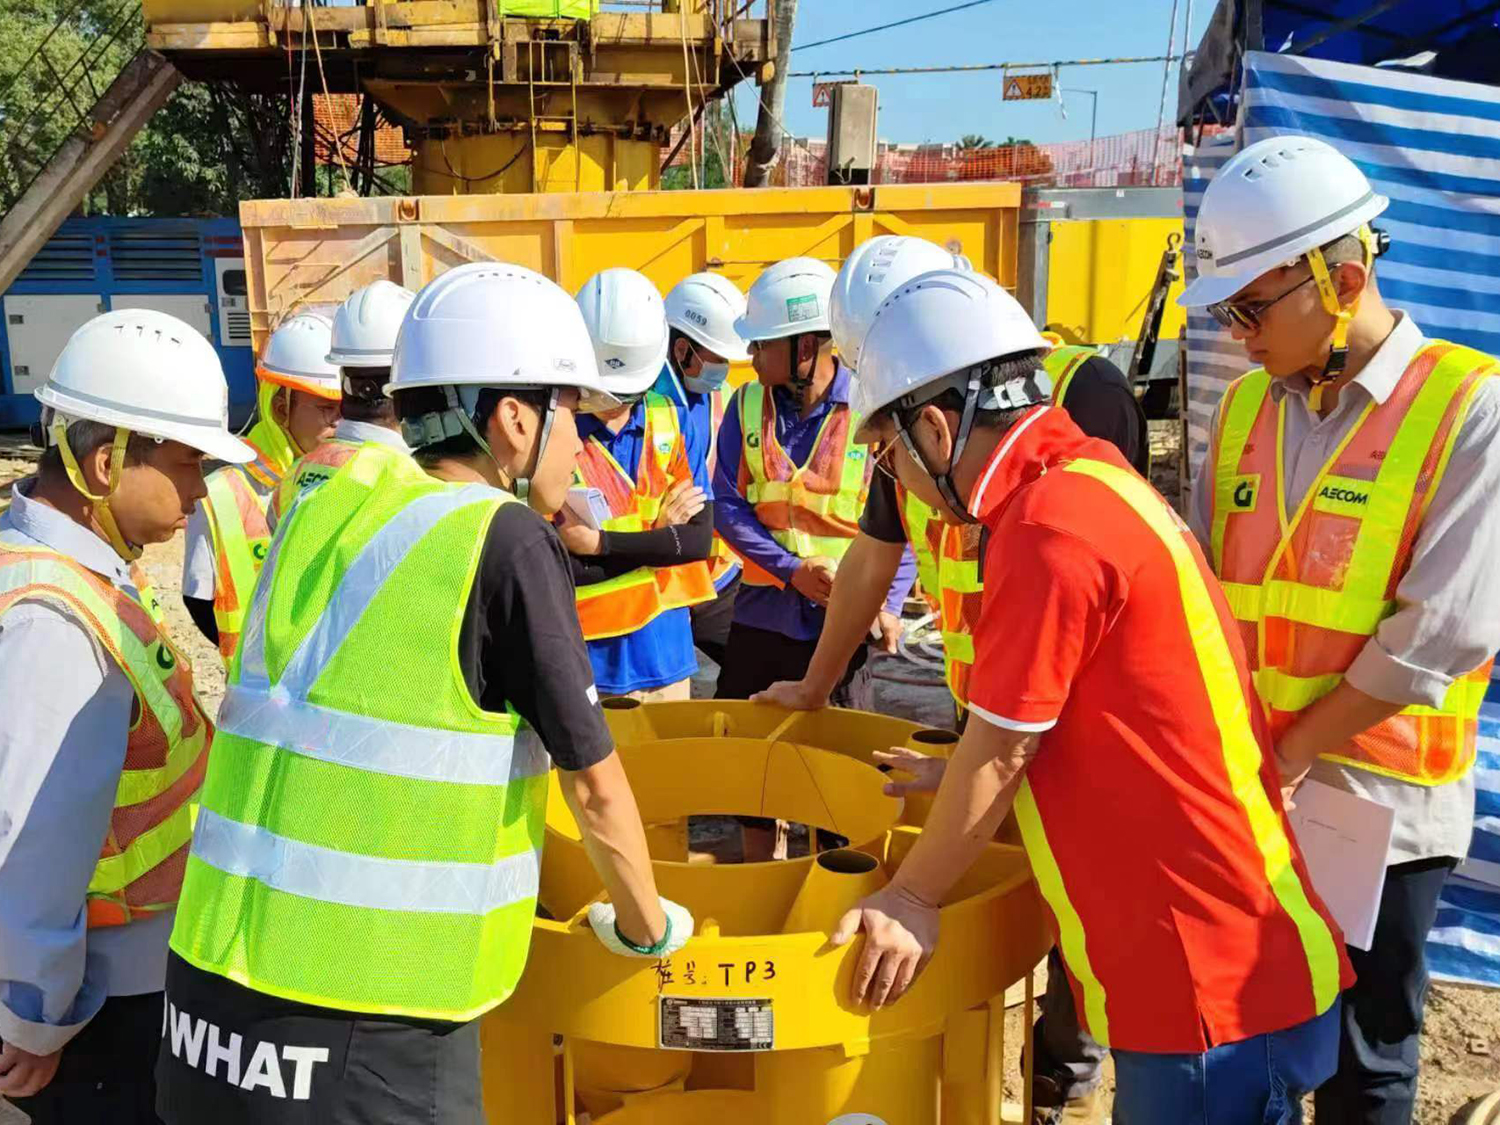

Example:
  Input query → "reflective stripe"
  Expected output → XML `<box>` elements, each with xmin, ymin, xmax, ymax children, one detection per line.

<box><xmin>217</xmin><ymin>685</ymin><xmax>548</xmax><ymax>787</ymax></box>
<box><xmin>192</xmin><ymin>808</ymin><xmax>540</xmax><ymax>916</ymax></box>
<box><xmin>1014</xmin><ymin>780</ymin><xmax>1110</xmax><ymax>1046</ymax></box>
<box><xmin>1219</xmin><ymin>581</ymin><xmax>1261</xmax><ymax>623</ymax></box>
<box><xmin>1064</xmin><ymin>458</ymin><xmax>1343</xmax><ymax>1015</ymax></box>
<box><xmin>204</xmin><ymin>468</ymin><xmax>263</xmax><ymax>645</ymax></box>
<box><xmin>943</xmin><ymin>631</ymin><xmax>975</xmax><ymax>664</ymax></box>
<box><xmin>1260</xmin><ymin>665</ymin><xmax>1491</xmax><ymax>721</ymax></box>
<box><xmin>1210</xmin><ymin>373</ymin><xmax>1269</xmax><ymax>572</ymax></box>
<box><xmin>89</xmin><ymin>802</ymin><xmax>193</xmax><ymax>894</ymax></box>
<box><xmin>1260</xmin><ymin>580</ymin><xmax>1391</xmax><ymax>636</ymax></box>
<box><xmin>1045</xmin><ymin>346</ymin><xmax>1095</xmax><ymax>409</ymax></box>
<box><xmin>241</xmin><ymin>485</ymin><xmax>498</xmax><ymax>692</ymax></box>
<box><xmin>939</xmin><ymin>556</ymin><xmax>983</xmax><ymax>595</ymax></box>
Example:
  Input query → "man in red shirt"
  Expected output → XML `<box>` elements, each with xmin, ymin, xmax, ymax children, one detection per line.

<box><xmin>832</xmin><ymin>267</ymin><xmax>1353</xmax><ymax>1121</ymax></box>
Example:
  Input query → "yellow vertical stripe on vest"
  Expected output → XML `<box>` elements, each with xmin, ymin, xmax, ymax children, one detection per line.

<box><xmin>1210</xmin><ymin>372</ymin><xmax>1269</xmax><ymax>573</ymax></box>
<box><xmin>1013</xmin><ymin>780</ymin><xmax>1110</xmax><ymax>1047</ymax></box>
<box><xmin>1045</xmin><ymin>346</ymin><xmax>1096</xmax><ymax>408</ymax></box>
<box><xmin>1063</xmin><ymin>457</ymin><xmax>1343</xmax><ymax>1016</ymax></box>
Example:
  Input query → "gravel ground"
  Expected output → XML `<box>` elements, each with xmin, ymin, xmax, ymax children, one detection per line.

<box><xmin>1</xmin><ymin>428</ymin><xmax>1495</xmax><ymax>1122</ymax></box>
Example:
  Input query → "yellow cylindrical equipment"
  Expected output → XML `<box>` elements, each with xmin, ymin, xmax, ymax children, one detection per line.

<box><xmin>481</xmin><ymin>702</ymin><xmax>1051</xmax><ymax>1125</ymax></box>
<box><xmin>411</xmin><ymin>133</ymin><xmax>660</xmax><ymax>196</ymax></box>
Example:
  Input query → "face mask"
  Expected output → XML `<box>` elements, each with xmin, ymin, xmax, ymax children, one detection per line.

<box><xmin>684</xmin><ymin>361</ymin><xmax>729</xmax><ymax>395</ymax></box>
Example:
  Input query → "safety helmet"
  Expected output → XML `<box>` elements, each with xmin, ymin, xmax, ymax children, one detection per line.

<box><xmin>830</xmin><ymin>236</ymin><xmax>966</xmax><ymax>369</ymax></box>
<box><xmin>576</xmin><ymin>268</ymin><xmax>670</xmax><ymax>396</ymax></box>
<box><xmin>38</xmin><ymin>309</ymin><xmax>254</xmax><ymax>465</ymax></box>
<box><xmin>258</xmin><ymin>310</ymin><xmax>342</xmax><ymax>400</ymax></box>
<box><xmin>1179</xmin><ymin>135</ymin><xmax>1388</xmax><ymax>308</ymax></box>
<box><xmin>327</xmin><ymin>280</ymin><xmax>416</xmax><ymax>368</ymax></box>
<box><xmin>853</xmin><ymin>269</ymin><xmax>1049</xmax><ymax>429</ymax></box>
<box><xmin>734</xmin><ymin>256</ymin><xmax>837</xmax><ymax>342</ymax></box>
<box><xmin>664</xmin><ymin>272</ymin><xmax>751</xmax><ymax>362</ymax></box>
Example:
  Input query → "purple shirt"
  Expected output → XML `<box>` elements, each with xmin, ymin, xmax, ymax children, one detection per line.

<box><xmin>713</xmin><ymin>364</ymin><xmax>915</xmax><ymax>642</ymax></box>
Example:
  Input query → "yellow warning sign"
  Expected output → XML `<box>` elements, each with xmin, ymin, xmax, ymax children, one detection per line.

<box><xmin>1003</xmin><ymin>73</ymin><xmax>1053</xmax><ymax>101</ymax></box>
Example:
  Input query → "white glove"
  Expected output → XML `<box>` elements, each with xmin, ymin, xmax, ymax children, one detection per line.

<box><xmin>587</xmin><ymin>897</ymin><xmax>694</xmax><ymax>959</ymax></box>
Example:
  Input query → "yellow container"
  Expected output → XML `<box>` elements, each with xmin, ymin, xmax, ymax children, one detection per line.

<box><xmin>482</xmin><ymin>701</ymin><xmax>1051</xmax><ymax>1125</ymax></box>
<box><xmin>236</xmin><ymin>183</ymin><xmax>1021</xmax><ymax>355</ymax></box>
<box><xmin>1045</xmin><ymin>216</ymin><xmax>1185</xmax><ymax>346</ymax></box>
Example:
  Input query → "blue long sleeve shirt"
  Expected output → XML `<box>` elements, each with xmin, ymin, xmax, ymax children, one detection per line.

<box><xmin>713</xmin><ymin>365</ymin><xmax>916</xmax><ymax>642</ymax></box>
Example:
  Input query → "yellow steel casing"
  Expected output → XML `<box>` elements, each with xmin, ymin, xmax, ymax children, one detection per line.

<box><xmin>1045</xmin><ymin>216</ymin><xmax>1185</xmax><ymax>346</ymax></box>
<box><xmin>411</xmin><ymin>133</ymin><xmax>661</xmax><ymax>196</ymax></box>
<box><xmin>482</xmin><ymin>701</ymin><xmax>1051</xmax><ymax>1125</ymax></box>
<box><xmin>236</xmin><ymin>183</ymin><xmax>1020</xmax><ymax>355</ymax></box>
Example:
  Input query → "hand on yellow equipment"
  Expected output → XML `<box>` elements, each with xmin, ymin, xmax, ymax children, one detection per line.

<box><xmin>871</xmin><ymin>746</ymin><xmax>946</xmax><ymax>797</ymax></box>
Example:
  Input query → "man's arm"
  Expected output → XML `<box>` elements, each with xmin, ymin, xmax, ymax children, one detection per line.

<box><xmin>755</xmin><ymin>532</ymin><xmax>905</xmax><ymax>708</ymax></box>
<box><xmin>1185</xmin><ymin>398</ymin><xmax>1223</xmax><ymax>553</ymax></box>
<box><xmin>559</xmin><ymin>754</ymin><xmax>666</xmax><ymax>946</ymax></box>
<box><xmin>712</xmin><ymin>391</ymin><xmax>803</xmax><ymax>585</ymax></box>
<box><xmin>0</xmin><ymin>606</ymin><xmax>132</xmax><ymax>1090</ymax></box>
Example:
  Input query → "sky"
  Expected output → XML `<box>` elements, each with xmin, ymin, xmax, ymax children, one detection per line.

<box><xmin>728</xmin><ymin>0</ymin><xmax>1219</xmax><ymax>147</ymax></box>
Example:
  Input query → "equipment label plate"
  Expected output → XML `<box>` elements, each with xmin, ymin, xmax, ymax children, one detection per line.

<box><xmin>659</xmin><ymin>997</ymin><xmax>773</xmax><ymax>1052</ymax></box>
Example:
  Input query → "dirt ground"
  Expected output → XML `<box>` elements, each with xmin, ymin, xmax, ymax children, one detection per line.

<box><xmin>1</xmin><ymin>424</ymin><xmax>1496</xmax><ymax>1122</ymax></box>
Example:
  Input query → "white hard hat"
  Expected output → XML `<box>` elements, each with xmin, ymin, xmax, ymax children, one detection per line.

<box><xmin>664</xmin><ymin>272</ymin><xmax>751</xmax><ymax>362</ymax></box>
<box><xmin>575</xmin><ymin>268</ymin><xmax>669</xmax><ymax>396</ymax></box>
<box><xmin>1180</xmin><ymin>135</ymin><xmax>1389</xmax><ymax>308</ymax></box>
<box><xmin>830</xmin><ymin>236</ymin><xmax>965</xmax><ymax>368</ymax></box>
<box><xmin>36</xmin><ymin>309</ymin><xmax>254</xmax><ymax>464</ymax></box>
<box><xmin>853</xmin><ymin>268</ymin><xmax>1049</xmax><ymax>426</ymax></box>
<box><xmin>388</xmin><ymin>262</ymin><xmax>608</xmax><ymax>400</ymax></box>
<box><xmin>734</xmin><ymin>256</ymin><xmax>837</xmax><ymax>342</ymax></box>
<box><xmin>259</xmin><ymin>310</ymin><xmax>342</xmax><ymax>400</ymax></box>
<box><xmin>327</xmin><ymin>280</ymin><xmax>417</xmax><ymax>368</ymax></box>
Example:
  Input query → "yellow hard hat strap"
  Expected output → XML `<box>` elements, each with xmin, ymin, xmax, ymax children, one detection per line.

<box><xmin>51</xmin><ymin>415</ymin><xmax>143</xmax><ymax>561</ymax></box>
<box><xmin>1305</xmin><ymin>227</ymin><xmax>1374</xmax><ymax>410</ymax></box>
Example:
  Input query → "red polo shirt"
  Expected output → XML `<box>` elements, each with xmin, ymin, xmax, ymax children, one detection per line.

<box><xmin>966</xmin><ymin>406</ymin><xmax>1353</xmax><ymax>1053</ymax></box>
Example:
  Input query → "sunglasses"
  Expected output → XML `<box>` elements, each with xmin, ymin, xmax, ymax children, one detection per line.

<box><xmin>1207</xmin><ymin>274</ymin><xmax>1314</xmax><ymax>332</ymax></box>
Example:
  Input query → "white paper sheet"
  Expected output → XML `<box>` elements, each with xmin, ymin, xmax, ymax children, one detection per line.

<box><xmin>1288</xmin><ymin>780</ymin><xmax>1396</xmax><ymax>951</ymax></box>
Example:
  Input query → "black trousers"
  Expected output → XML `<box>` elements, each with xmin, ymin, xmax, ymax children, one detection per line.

<box><xmin>8</xmin><ymin>991</ymin><xmax>163</xmax><ymax>1125</ymax></box>
<box><xmin>691</xmin><ymin>573</ymin><xmax>741</xmax><ymax>668</ymax></box>
<box><xmin>714</xmin><ymin>619</ymin><xmax>869</xmax><ymax>703</ymax></box>
<box><xmin>156</xmin><ymin>954</ymin><xmax>482</xmax><ymax>1125</ymax></box>
<box><xmin>1313</xmin><ymin>856</ymin><xmax>1459</xmax><ymax>1125</ymax></box>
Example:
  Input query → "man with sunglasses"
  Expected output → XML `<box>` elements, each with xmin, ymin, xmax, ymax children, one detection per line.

<box><xmin>1183</xmin><ymin>135</ymin><xmax>1500</xmax><ymax>1124</ymax></box>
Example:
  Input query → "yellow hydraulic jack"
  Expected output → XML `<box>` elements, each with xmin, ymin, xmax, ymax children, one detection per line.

<box><xmin>481</xmin><ymin>701</ymin><xmax>1051</xmax><ymax>1125</ymax></box>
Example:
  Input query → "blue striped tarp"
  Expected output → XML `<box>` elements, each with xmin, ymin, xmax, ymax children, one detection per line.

<box><xmin>1183</xmin><ymin>49</ymin><xmax>1500</xmax><ymax>990</ymax></box>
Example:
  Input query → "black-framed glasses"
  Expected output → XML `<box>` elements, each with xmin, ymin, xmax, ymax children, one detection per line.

<box><xmin>1207</xmin><ymin>274</ymin><xmax>1315</xmax><ymax>332</ymax></box>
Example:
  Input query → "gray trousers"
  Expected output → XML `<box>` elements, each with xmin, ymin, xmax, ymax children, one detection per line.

<box><xmin>1032</xmin><ymin>947</ymin><xmax>1107</xmax><ymax>1100</ymax></box>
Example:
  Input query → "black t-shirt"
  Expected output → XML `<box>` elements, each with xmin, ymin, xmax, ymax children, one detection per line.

<box><xmin>859</xmin><ymin>355</ymin><xmax>1150</xmax><ymax>543</ymax></box>
<box><xmin>457</xmin><ymin>501</ymin><xmax>614</xmax><ymax>772</ymax></box>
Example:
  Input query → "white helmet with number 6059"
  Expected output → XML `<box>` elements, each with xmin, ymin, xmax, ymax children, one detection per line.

<box><xmin>664</xmin><ymin>272</ymin><xmax>751</xmax><ymax>362</ymax></box>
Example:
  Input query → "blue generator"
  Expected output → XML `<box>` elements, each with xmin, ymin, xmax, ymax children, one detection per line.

<box><xmin>0</xmin><ymin>216</ymin><xmax>255</xmax><ymax>429</ymax></box>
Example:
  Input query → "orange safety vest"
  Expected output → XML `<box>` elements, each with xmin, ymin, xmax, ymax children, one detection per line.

<box><xmin>736</xmin><ymin>383</ymin><xmax>872</xmax><ymax>587</ymax></box>
<box><xmin>202</xmin><ymin>454</ymin><xmax>277</xmax><ymax>660</ymax></box>
<box><xmin>0</xmin><ymin>543</ymin><xmax>211</xmax><ymax>927</ymax></box>
<box><xmin>895</xmin><ymin>483</ymin><xmax>984</xmax><ymax>708</ymax></box>
<box><xmin>573</xmin><ymin>394</ymin><xmax>715</xmax><ymax>640</ymax></box>
<box><xmin>1209</xmin><ymin>340</ymin><xmax>1497</xmax><ymax>786</ymax></box>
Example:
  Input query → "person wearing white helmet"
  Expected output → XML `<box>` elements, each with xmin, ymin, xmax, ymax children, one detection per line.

<box><xmin>711</xmin><ymin>255</ymin><xmax>909</xmax><ymax>716</ymax></box>
<box><xmin>1182</xmin><ymin>135</ymin><xmax>1500</xmax><ymax>1122</ymax></box>
<box><xmin>756</xmin><ymin>234</ymin><xmax>1152</xmax><ymax>1121</ymax></box>
<box><xmin>181</xmin><ymin>309</ymin><xmax>342</xmax><ymax>658</ymax></box>
<box><xmin>0</xmin><ymin>309</ymin><xmax>252</xmax><ymax>1122</ymax></box>
<box><xmin>266</xmin><ymin>280</ymin><xmax>417</xmax><ymax>528</ymax></box>
<box><xmin>157</xmin><ymin>262</ymin><xmax>691</xmax><ymax>1124</ymax></box>
<box><xmin>650</xmin><ymin>270</ymin><xmax>752</xmax><ymax>668</ymax></box>
<box><xmin>554</xmin><ymin>267</ymin><xmax>717</xmax><ymax>702</ymax></box>
<box><xmin>829</xmin><ymin>267</ymin><xmax>1353</xmax><ymax>1120</ymax></box>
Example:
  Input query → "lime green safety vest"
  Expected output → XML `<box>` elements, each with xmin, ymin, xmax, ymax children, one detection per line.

<box><xmin>1044</xmin><ymin>345</ymin><xmax>1098</xmax><ymax>407</ymax></box>
<box><xmin>170</xmin><ymin>443</ymin><xmax>550</xmax><ymax>1021</ymax></box>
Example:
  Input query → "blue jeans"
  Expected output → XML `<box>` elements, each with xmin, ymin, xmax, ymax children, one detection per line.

<box><xmin>1112</xmin><ymin>1001</ymin><xmax>1342</xmax><ymax>1125</ymax></box>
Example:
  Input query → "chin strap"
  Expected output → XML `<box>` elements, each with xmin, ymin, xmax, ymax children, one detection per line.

<box><xmin>405</xmin><ymin>385</ymin><xmax>561</xmax><ymax>503</ymax></box>
<box><xmin>51</xmin><ymin>414</ymin><xmax>142</xmax><ymax>561</ymax></box>
<box><xmin>1306</xmin><ymin>225</ymin><xmax>1378</xmax><ymax>411</ymax></box>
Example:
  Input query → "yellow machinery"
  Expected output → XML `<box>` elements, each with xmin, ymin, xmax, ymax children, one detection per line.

<box><xmin>483</xmin><ymin>700</ymin><xmax>1051</xmax><ymax>1125</ymax></box>
<box><xmin>141</xmin><ymin>1</ymin><xmax>774</xmax><ymax>196</ymax></box>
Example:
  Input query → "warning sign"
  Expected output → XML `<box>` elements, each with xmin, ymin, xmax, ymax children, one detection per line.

<box><xmin>813</xmin><ymin>81</ymin><xmax>854</xmax><ymax>107</ymax></box>
<box><xmin>1003</xmin><ymin>73</ymin><xmax>1053</xmax><ymax>101</ymax></box>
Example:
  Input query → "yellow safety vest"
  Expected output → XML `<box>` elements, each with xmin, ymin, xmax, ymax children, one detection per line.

<box><xmin>171</xmin><ymin>443</ymin><xmax>550</xmax><ymax>1020</ymax></box>
<box><xmin>1045</xmin><ymin>345</ymin><xmax>1098</xmax><ymax>407</ymax></box>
